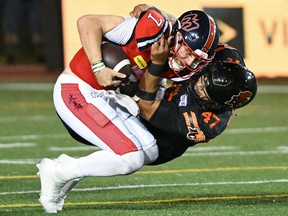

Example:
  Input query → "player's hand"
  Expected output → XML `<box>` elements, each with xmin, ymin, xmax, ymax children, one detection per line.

<box><xmin>95</xmin><ymin>67</ymin><xmax>126</xmax><ymax>87</ymax></box>
<box><xmin>150</xmin><ymin>36</ymin><xmax>172</xmax><ymax>65</ymax></box>
<box><xmin>129</xmin><ymin>4</ymin><xmax>149</xmax><ymax>18</ymax></box>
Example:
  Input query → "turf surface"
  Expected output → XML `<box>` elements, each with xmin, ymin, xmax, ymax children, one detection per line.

<box><xmin>0</xmin><ymin>82</ymin><xmax>287</xmax><ymax>216</ymax></box>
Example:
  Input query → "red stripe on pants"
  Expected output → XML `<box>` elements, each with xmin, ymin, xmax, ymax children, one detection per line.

<box><xmin>61</xmin><ymin>83</ymin><xmax>138</xmax><ymax>155</ymax></box>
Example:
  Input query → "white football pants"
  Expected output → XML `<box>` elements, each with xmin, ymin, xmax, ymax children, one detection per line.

<box><xmin>53</xmin><ymin>72</ymin><xmax>158</xmax><ymax>177</ymax></box>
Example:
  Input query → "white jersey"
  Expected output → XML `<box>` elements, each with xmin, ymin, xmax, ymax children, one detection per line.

<box><xmin>104</xmin><ymin>17</ymin><xmax>137</xmax><ymax>45</ymax></box>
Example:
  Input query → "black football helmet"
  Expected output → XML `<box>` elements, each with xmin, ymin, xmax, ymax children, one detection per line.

<box><xmin>202</xmin><ymin>61</ymin><xmax>257</xmax><ymax>110</ymax></box>
<box><xmin>169</xmin><ymin>10</ymin><xmax>219</xmax><ymax>79</ymax></box>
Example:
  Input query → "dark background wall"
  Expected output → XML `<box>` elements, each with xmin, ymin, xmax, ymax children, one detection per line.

<box><xmin>0</xmin><ymin>0</ymin><xmax>64</xmax><ymax>72</ymax></box>
<box><xmin>42</xmin><ymin>0</ymin><xmax>64</xmax><ymax>71</ymax></box>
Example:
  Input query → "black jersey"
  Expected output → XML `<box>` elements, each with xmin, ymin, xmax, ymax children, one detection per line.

<box><xmin>145</xmin><ymin>82</ymin><xmax>233</xmax><ymax>165</ymax></box>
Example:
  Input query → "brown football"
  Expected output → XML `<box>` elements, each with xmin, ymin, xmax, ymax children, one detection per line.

<box><xmin>101</xmin><ymin>41</ymin><xmax>132</xmax><ymax>80</ymax></box>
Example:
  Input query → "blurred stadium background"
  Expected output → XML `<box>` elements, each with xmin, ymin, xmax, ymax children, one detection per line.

<box><xmin>0</xmin><ymin>1</ymin><xmax>288</xmax><ymax>215</ymax></box>
<box><xmin>0</xmin><ymin>0</ymin><xmax>287</xmax><ymax>81</ymax></box>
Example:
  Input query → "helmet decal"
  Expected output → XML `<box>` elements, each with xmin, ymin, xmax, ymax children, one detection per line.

<box><xmin>181</xmin><ymin>13</ymin><xmax>200</xmax><ymax>32</ymax></box>
<box><xmin>225</xmin><ymin>90</ymin><xmax>253</xmax><ymax>108</ymax></box>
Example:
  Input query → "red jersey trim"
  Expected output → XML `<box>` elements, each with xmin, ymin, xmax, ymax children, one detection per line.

<box><xmin>202</xmin><ymin>17</ymin><xmax>216</xmax><ymax>54</ymax></box>
<box><xmin>61</xmin><ymin>83</ymin><xmax>138</xmax><ymax>155</ymax></box>
<box><xmin>69</xmin><ymin>48</ymin><xmax>103</xmax><ymax>90</ymax></box>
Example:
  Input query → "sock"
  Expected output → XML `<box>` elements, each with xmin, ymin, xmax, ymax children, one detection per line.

<box><xmin>76</xmin><ymin>150</ymin><xmax>144</xmax><ymax>177</ymax></box>
<box><xmin>58</xmin><ymin>159</ymin><xmax>83</xmax><ymax>180</ymax></box>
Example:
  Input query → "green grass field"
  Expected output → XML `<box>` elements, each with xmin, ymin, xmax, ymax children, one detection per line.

<box><xmin>0</xmin><ymin>81</ymin><xmax>288</xmax><ymax>216</ymax></box>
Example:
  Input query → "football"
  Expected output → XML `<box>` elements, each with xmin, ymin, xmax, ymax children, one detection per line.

<box><xmin>101</xmin><ymin>41</ymin><xmax>132</xmax><ymax>80</ymax></box>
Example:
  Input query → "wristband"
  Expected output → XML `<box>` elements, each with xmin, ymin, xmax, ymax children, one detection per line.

<box><xmin>147</xmin><ymin>62</ymin><xmax>166</xmax><ymax>77</ymax></box>
<box><xmin>91</xmin><ymin>60</ymin><xmax>106</xmax><ymax>74</ymax></box>
<box><xmin>136</xmin><ymin>89</ymin><xmax>157</xmax><ymax>101</ymax></box>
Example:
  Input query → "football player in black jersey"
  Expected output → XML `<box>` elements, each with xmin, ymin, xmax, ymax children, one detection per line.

<box><xmin>36</xmin><ymin>35</ymin><xmax>257</xmax><ymax>215</ymax></box>
<box><xmin>136</xmin><ymin>36</ymin><xmax>257</xmax><ymax>165</ymax></box>
<box><xmin>36</xmin><ymin>4</ymin><xmax>258</xmax><ymax>212</ymax></box>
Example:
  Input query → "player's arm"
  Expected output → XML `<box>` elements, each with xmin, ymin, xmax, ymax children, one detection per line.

<box><xmin>77</xmin><ymin>14</ymin><xmax>124</xmax><ymax>65</ymax></box>
<box><xmin>136</xmin><ymin>36</ymin><xmax>171</xmax><ymax>120</ymax></box>
<box><xmin>77</xmin><ymin>15</ymin><xmax>126</xmax><ymax>87</ymax></box>
<box><xmin>137</xmin><ymin>72</ymin><xmax>162</xmax><ymax>120</ymax></box>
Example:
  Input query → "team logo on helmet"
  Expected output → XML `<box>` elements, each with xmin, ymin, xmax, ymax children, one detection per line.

<box><xmin>181</xmin><ymin>13</ymin><xmax>200</xmax><ymax>32</ymax></box>
<box><xmin>225</xmin><ymin>91</ymin><xmax>253</xmax><ymax>108</ymax></box>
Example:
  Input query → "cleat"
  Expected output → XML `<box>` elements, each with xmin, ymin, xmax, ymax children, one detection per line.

<box><xmin>52</xmin><ymin>154</ymin><xmax>82</xmax><ymax>211</ymax></box>
<box><xmin>37</xmin><ymin>158</ymin><xmax>60</xmax><ymax>213</ymax></box>
<box><xmin>37</xmin><ymin>158</ymin><xmax>75</xmax><ymax>213</ymax></box>
<box><xmin>56</xmin><ymin>177</ymin><xmax>82</xmax><ymax>211</ymax></box>
<box><xmin>39</xmin><ymin>196</ymin><xmax>58</xmax><ymax>214</ymax></box>
<box><xmin>56</xmin><ymin>199</ymin><xmax>64</xmax><ymax>212</ymax></box>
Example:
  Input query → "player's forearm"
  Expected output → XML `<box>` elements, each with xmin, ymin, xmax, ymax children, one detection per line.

<box><xmin>138</xmin><ymin>70</ymin><xmax>159</xmax><ymax>93</ymax></box>
<box><xmin>137</xmin><ymin>71</ymin><xmax>161</xmax><ymax>120</ymax></box>
<box><xmin>136</xmin><ymin>35</ymin><xmax>169</xmax><ymax>120</ymax></box>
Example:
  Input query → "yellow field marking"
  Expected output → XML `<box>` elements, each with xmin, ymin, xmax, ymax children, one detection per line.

<box><xmin>1</xmin><ymin>166</ymin><xmax>288</xmax><ymax>180</ymax></box>
<box><xmin>0</xmin><ymin>175</ymin><xmax>37</xmax><ymax>180</ymax></box>
<box><xmin>137</xmin><ymin>166</ymin><xmax>288</xmax><ymax>174</ymax></box>
<box><xmin>0</xmin><ymin>193</ymin><xmax>288</xmax><ymax>209</ymax></box>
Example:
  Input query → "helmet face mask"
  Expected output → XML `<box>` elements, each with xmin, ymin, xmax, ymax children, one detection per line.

<box><xmin>168</xmin><ymin>10</ymin><xmax>219</xmax><ymax>79</ymax></box>
<box><xmin>168</xmin><ymin>32</ymin><xmax>210</xmax><ymax>76</ymax></box>
<box><xmin>187</xmin><ymin>75</ymin><xmax>224</xmax><ymax>111</ymax></box>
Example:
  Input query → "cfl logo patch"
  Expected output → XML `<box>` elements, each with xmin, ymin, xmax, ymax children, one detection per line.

<box><xmin>179</xmin><ymin>94</ymin><xmax>188</xmax><ymax>107</ymax></box>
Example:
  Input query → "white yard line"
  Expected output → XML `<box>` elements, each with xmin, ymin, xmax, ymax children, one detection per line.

<box><xmin>188</xmin><ymin>146</ymin><xmax>239</xmax><ymax>152</ymax></box>
<box><xmin>0</xmin><ymin>115</ymin><xmax>57</xmax><ymax>123</ymax></box>
<box><xmin>0</xmin><ymin>126</ymin><xmax>287</xmax><ymax>164</ymax></box>
<box><xmin>182</xmin><ymin>150</ymin><xmax>288</xmax><ymax>157</ymax></box>
<box><xmin>225</xmin><ymin>126</ymin><xmax>288</xmax><ymax>134</ymax></box>
<box><xmin>1</xmin><ymin>148</ymin><xmax>288</xmax><ymax>164</ymax></box>
<box><xmin>1</xmin><ymin>179</ymin><xmax>288</xmax><ymax>196</ymax></box>
<box><xmin>0</xmin><ymin>83</ymin><xmax>54</xmax><ymax>91</ymax></box>
<box><xmin>1</xmin><ymin>83</ymin><xmax>288</xmax><ymax>93</ymax></box>
<box><xmin>49</xmin><ymin>146</ymin><xmax>98</xmax><ymax>151</ymax></box>
<box><xmin>0</xmin><ymin>134</ymin><xmax>67</xmax><ymax>141</ymax></box>
<box><xmin>0</xmin><ymin>143</ymin><xmax>36</xmax><ymax>148</ymax></box>
<box><xmin>0</xmin><ymin>159</ymin><xmax>39</xmax><ymax>164</ymax></box>
<box><xmin>0</xmin><ymin>126</ymin><xmax>287</xmax><ymax>142</ymax></box>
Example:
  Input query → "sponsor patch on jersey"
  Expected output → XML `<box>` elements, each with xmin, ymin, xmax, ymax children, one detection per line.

<box><xmin>134</xmin><ymin>55</ymin><xmax>147</xmax><ymax>69</ymax></box>
<box><xmin>179</xmin><ymin>94</ymin><xmax>188</xmax><ymax>107</ymax></box>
